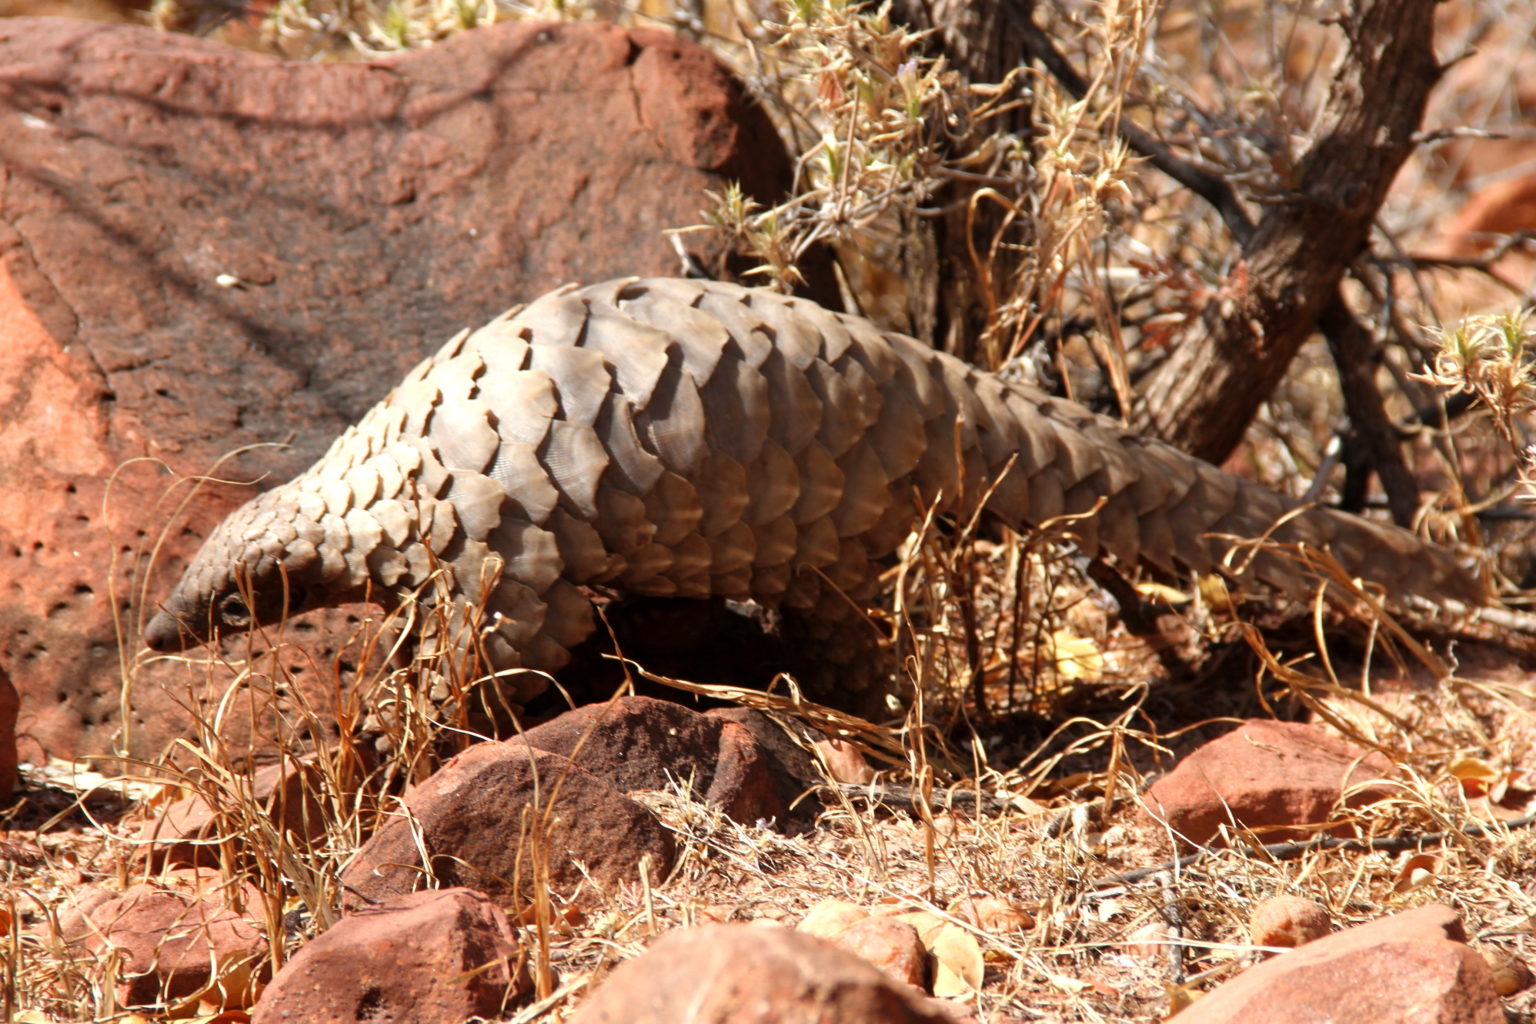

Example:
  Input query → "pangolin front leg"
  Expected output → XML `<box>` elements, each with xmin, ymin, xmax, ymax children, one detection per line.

<box><xmin>143</xmin><ymin>277</ymin><xmax>1482</xmax><ymax>702</ymax></box>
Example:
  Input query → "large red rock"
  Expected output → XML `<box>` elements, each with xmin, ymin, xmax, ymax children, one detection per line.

<box><xmin>341</xmin><ymin>742</ymin><xmax>675</xmax><ymax>909</ymax></box>
<box><xmin>0</xmin><ymin>16</ymin><xmax>829</xmax><ymax>762</ymax></box>
<box><xmin>569</xmin><ymin>924</ymin><xmax>956</xmax><ymax>1023</ymax></box>
<box><xmin>1169</xmin><ymin>904</ymin><xmax>1503</xmax><ymax>1024</ymax></box>
<box><xmin>253</xmin><ymin>888</ymin><xmax>528</xmax><ymax>1024</ymax></box>
<box><xmin>1137</xmin><ymin>719</ymin><xmax>1397</xmax><ymax>848</ymax></box>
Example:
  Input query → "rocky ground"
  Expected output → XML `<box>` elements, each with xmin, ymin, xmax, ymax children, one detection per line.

<box><xmin>8</xmin><ymin>646</ymin><xmax>1536</xmax><ymax>1023</ymax></box>
<box><xmin>3</xmin><ymin>3</ymin><xmax>1536</xmax><ymax>1022</ymax></box>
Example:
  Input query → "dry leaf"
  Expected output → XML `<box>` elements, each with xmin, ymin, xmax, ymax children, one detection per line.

<box><xmin>798</xmin><ymin>899</ymin><xmax>870</xmax><ymax>941</ymax></box>
<box><xmin>1134</xmin><ymin>581</ymin><xmax>1191</xmax><ymax>605</ymax></box>
<box><xmin>1048</xmin><ymin>974</ymin><xmax>1089</xmax><ymax>994</ymax></box>
<box><xmin>1166</xmin><ymin>980</ymin><xmax>1201</xmax><ymax>1015</ymax></box>
<box><xmin>514</xmin><ymin>902</ymin><xmax>586</xmax><ymax>931</ymax></box>
<box><xmin>1047</xmin><ymin>629</ymin><xmax>1103</xmax><ymax>680</ymax></box>
<box><xmin>1484</xmin><ymin>950</ymin><xmax>1533</xmax><ymax>996</ymax></box>
<box><xmin>1448</xmin><ymin>757</ymin><xmax>1500</xmax><ymax>797</ymax></box>
<box><xmin>892</xmin><ymin>910</ymin><xmax>945</xmax><ymax>945</ymax></box>
<box><xmin>929</xmin><ymin>923</ymin><xmax>984</xmax><ymax>998</ymax></box>
<box><xmin>696</xmin><ymin>903</ymin><xmax>738</xmax><ymax>925</ymax></box>
<box><xmin>1197</xmin><ymin>574</ymin><xmax>1235</xmax><ymax>615</ymax></box>
<box><xmin>891</xmin><ymin>911</ymin><xmax>983</xmax><ymax>998</ymax></box>
<box><xmin>1392</xmin><ymin>852</ymin><xmax>1439</xmax><ymax>893</ymax></box>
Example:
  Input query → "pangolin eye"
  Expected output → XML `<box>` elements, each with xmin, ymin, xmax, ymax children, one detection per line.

<box><xmin>219</xmin><ymin>593</ymin><xmax>252</xmax><ymax>627</ymax></box>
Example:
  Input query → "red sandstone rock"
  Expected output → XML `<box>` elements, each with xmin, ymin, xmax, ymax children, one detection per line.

<box><xmin>1137</xmin><ymin>719</ymin><xmax>1397</xmax><ymax>848</ymax></box>
<box><xmin>341</xmin><ymin>742</ymin><xmax>674</xmax><ymax>909</ymax></box>
<box><xmin>54</xmin><ymin>885</ymin><xmax>119</xmax><ymax>945</ymax></box>
<box><xmin>252</xmin><ymin>888</ymin><xmax>527</xmax><ymax>1024</ymax></box>
<box><xmin>569</xmin><ymin>924</ymin><xmax>956</xmax><ymax>1023</ymax></box>
<box><xmin>0</xmin><ymin>16</ymin><xmax>829</xmax><ymax>762</ymax></box>
<box><xmin>792</xmin><ymin>900</ymin><xmax>930</xmax><ymax>988</ymax></box>
<box><xmin>64</xmin><ymin>882</ymin><xmax>267</xmax><ymax>1008</ymax></box>
<box><xmin>1249</xmin><ymin>895</ymin><xmax>1332</xmax><ymax>949</ymax></box>
<box><xmin>1168</xmin><ymin>904</ymin><xmax>1502</xmax><ymax>1024</ymax></box>
<box><xmin>706</xmin><ymin>705</ymin><xmax>830</xmax><ymax>824</ymax></box>
<box><xmin>835</xmin><ymin>916</ymin><xmax>932</xmax><ymax>991</ymax></box>
<box><xmin>516</xmin><ymin>695</ymin><xmax>792</xmax><ymax>824</ymax></box>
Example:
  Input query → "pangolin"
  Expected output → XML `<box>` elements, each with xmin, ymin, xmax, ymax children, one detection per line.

<box><xmin>143</xmin><ymin>276</ymin><xmax>1481</xmax><ymax>701</ymax></box>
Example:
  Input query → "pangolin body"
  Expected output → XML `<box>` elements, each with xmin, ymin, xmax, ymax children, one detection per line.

<box><xmin>144</xmin><ymin>277</ymin><xmax>1480</xmax><ymax>696</ymax></box>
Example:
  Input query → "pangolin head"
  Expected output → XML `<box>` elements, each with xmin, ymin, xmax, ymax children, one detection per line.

<box><xmin>143</xmin><ymin>486</ymin><xmax>353</xmax><ymax>653</ymax></box>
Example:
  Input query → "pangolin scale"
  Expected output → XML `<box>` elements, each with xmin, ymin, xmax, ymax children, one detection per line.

<box><xmin>144</xmin><ymin>277</ymin><xmax>1481</xmax><ymax>699</ymax></box>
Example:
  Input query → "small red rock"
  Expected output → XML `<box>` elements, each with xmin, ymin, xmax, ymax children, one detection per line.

<box><xmin>253</xmin><ymin>888</ymin><xmax>528</xmax><ymax>1024</ymax></box>
<box><xmin>706</xmin><ymin>707</ymin><xmax>828</xmax><ymax>825</ymax></box>
<box><xmin>1249</xmin><ymin>895</ymin><xmax>1331</xmax><ymax>949</ymax></box>
<box><xmin>836</xmin><ymin>916</ymin><xmax>931</xmax><ymax>990</ymax></box>
<box><xmin>514</xmin><ymin>696</ymin><xmax>791</xmax><ymax>824</ymax></box>
<box><xmin>569</xmin><ymin>924</ymin><xmax>956</xmax><ymax>1023</ymax></box>
<box><xmin>1137</xmin><ymin>719</ymin><xmax>1397</xmax><ymax>848</ymax></box>
<box><xmin>68</xmin><ymin>883</ymin><xmax>266</xmax><ymax>1008</ymax></box>
<box><xmin>341</xmin><ymin>742</ymin><xmax>675</xmax><ymax>910</ymax></box>
<box><xmin>54</xmin><ymin>885</ymin><xmax>120</xmax><ymax>945</ymax></box>
<box><xmin>1168</xmin><ymin>904</ymin><xmax>1502</xmax><ymax>1024</ymax></box>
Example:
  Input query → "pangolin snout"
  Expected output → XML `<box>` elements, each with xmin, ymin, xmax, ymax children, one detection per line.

<box><xmin>143</xmin><ymin>610</ymin><xmax>193</xmax><ymax>653</ymax></box>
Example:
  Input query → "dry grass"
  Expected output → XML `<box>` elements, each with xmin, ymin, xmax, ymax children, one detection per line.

<box><xmin>6</xmin><ymin>0</ymin><xmax>1536</xmax><ymax>1020</ymax></box>
<box><xmin>7</xmin><ymin>598</ymin><xmax>1536</xmax><ymax>1020</ymax></box>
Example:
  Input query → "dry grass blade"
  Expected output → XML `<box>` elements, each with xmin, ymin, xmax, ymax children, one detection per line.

<box><xmin>622</xmin><ymin>660</ymin><xmax>915</xmax><ymax>770</ymax></box>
